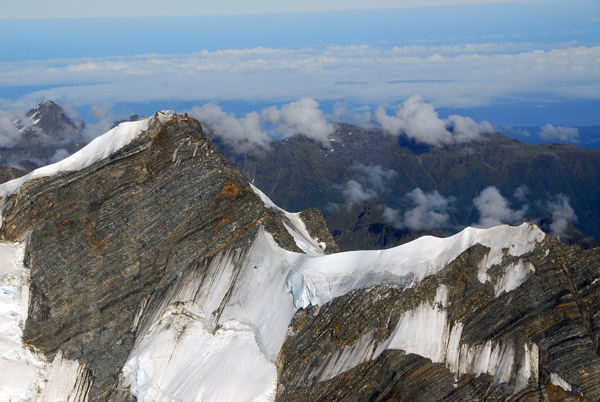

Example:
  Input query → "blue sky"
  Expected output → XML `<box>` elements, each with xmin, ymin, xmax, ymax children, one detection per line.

<box><xmin>0</xmin><ymin>0</ymin><xmax>598</xmax><ymax>138</ymax></box>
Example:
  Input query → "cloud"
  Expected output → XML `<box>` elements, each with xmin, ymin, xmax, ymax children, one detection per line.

<box><xmin>3</xmin><ymin>44</ymin><xmax>599</xmax><ymax>110</ymax></box>
<box><xmin>403</xmin><ymin>188</ymin><xmax>454</xmax><ymax>230</ymax></box>
<box><xmin>374</xmin><ymin>95</ymin><xmax>492</xmax><ymax>146</ymax></box>
<box><xmin>332</xmin><ymin>102</ymin><xmax>348</xmax><ymax>122</ymax></box>
<box><xmin>188</xmin><ymin>104</ymin><xmax>270</xmax><ymax>153</ymax></box>
<box><xmin>350</xmin><ymin>162</ymin><xmax>396</xmax><ymax>191</ymax></box>
<box><xmin>0</xmin><ymin>111</ymin><xmax>28</xmax><ymax>148</ymax></box>
<box><xmin>539</xmin><ymin>124</ymin><xmax>579</xmax><ymax>142</ymax></box>
<box><xmin>546</xmin><ymin>193</ymin><xmax>577</xmax><ymax>238</ymax></box>
<box><xmin>513</xmin><ymin>185</ymin><xmax>530</xmax><ymax>202</ymax></box>
<box><xmin>382</xmin><ymin>188</ymin><xmax>454</xmax><ymax>230</ymax></box>
<box><xmin>341</xmin><ymin>180</ymin><xmax>377</xmax><ymax>204</ymax></box>
<box><xmin>473</xmin><ymin>186</ymin><xmax>526</xmax><ymax>228</ymax></box>
<box><xmin>447</xmin><ymin>114</ymin><xmax>493</xmax><ymax>142</ymax></box>
<box><xmin>261</xmin><ymin>98</ymin><xmax>334</xmax><ymax>145</ymax></box>
<box><xmin>338</xmin><ymin>163</ymin><xmax>397</xmax><ymax>205</ymax></box>
<box><xmin>188</xmin><ymin>98</ymin><xmax>335</xmax><ymax>153</ymax></box>
<box><xmin>375</xmin><ymin>95</ymin><xmax>451</xmax><ymax>145</ymax></box>
<box><xmin>50</xmin><ymin>148</ymin><xmax>70</xmax><ymax>163</ymax></box>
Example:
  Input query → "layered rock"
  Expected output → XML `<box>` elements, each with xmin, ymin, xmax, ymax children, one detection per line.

<box><xmin>0</xmin><ymin>112</ymin><xmax>313</xmax><ymax>400</ymax></box>
<box><xmin>277</xmin><ymin>235</ymin><xmax>600</xmax><ymax>401</ymax></box>
<box><xmin>0</xmin><ymin>111</ymin><xmax>597</xmax><ymax>401</ymax></box>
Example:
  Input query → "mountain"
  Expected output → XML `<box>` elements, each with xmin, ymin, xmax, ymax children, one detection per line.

<box><xmin>0</xmin><ymin>112</ymin><xmax>598</xmax><ymax>401</ymax></box>
<box><xmin>1</xmin><ymin>100</ymin><xmax>84</xmax><ymax>169</ymax></box>
<box><xmin>211</xmin><ymin>123</ymin><xmax>600</xmax><ymax>250</ymax></box>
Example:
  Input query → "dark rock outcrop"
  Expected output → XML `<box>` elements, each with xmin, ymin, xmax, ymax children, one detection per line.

<box><xmin>299</xmin><ymin>207</ymin><xmax>340</xmax><ymax>254</ymax></box>
<box><xmin>0</xmin><ymin>165</ymin><xmax>27</xmax><ymax>184</ymax></box>
<box><xmin>276</xmin><ymin>237</ymin><xmax>600</xmax><ymax>400</ymax></box>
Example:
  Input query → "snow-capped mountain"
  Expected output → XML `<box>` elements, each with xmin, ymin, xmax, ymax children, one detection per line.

<box><xmin>1</xmin><ymin>100</ymin><xmax>84</xmax><ymax>170</ymax></box>
<box><xmin>0</xmin><ymin>112</ymin><xmax>598</xmax><ymax>401</ymax></box>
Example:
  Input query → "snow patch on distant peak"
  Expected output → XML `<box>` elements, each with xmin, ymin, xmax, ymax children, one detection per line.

<box><xmin>0</xmin><ymin>111</ymin><xmax>178</xmax><ymax>198</ymax></box>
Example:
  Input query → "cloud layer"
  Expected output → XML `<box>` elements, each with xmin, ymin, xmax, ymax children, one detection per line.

<box><xmin>2</xmin><ymin>43</ymin><xmax>598</xmax><ymax>111</ymax></box>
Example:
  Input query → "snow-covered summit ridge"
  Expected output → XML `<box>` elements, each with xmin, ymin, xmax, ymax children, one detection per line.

<box><xmin>286</xmin><ymin>223</ymin><xmax>546</xmax><ymax>309</ymax></box>
<box><xmin>0</xmin><ymin>111</ymin><xmax>177</xmax><ymax>198</ymax></box>
<box><xmin>248</xmin><ymin>182</ymin><xmax>546</xmax><ymax>309</ymax></box>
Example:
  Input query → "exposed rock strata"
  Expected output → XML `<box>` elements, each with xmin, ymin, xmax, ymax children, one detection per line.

<box><xmin>0</xmin><ymin>112</ymin><xmax>598</xmax><ymax>401</ymax></box>
<box><xmin>0</xmin><ymin>114</ymin><xmax>305</xmax><ymax>400</ymax></box>
<box><xmin>277</xmin><ymin>238</ymin><xmax>600</xmax><ymax>400</ymax></box>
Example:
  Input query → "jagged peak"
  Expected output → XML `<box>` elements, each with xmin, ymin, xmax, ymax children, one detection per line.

<box><xmin>0</xmin><ymin>111</ymin><xmax>181</xmax><ymax>198</ymax></box>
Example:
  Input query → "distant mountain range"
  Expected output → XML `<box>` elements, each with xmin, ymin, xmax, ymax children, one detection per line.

<box><xmin>213</xmin><ymin>123</ymin><xmax>600</xmax><ymax>250</ymax></box>
<box><xmin>1</xmin><ymin>101</ymin><xmax>598</xmax><ymax>251</ymax></box>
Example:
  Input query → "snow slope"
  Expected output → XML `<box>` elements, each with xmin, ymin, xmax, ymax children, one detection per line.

<box><xmin>123</xmin><ymin>187</ymin><xmax>546</xmax><ymax>401</ymax></box>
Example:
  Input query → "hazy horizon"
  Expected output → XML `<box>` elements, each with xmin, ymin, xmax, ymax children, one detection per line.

<box><xmin>1</xmin><ymin>0</ymin><xmax>598</xmax><ymax>147</ymax></box>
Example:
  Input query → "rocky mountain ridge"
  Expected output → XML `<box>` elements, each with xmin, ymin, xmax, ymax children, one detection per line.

<box><xmin>0</xmin><ymin>111</ymin><xmax>597</xmax><ymax>401</ymax></box>
<box><xmin>2</xmin><ymin>101</ymin><xmax>598</xmax><ymax>251</ymax></box>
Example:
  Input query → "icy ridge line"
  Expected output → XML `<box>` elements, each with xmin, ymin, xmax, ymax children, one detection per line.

<box><xmin>284</xmin><ymin>220</ymin><xmax>546</xmax><ymax>309</ymax></box>
<box><xmin>0</xmin><ymin>110</ymin><xmax>176</xmax><ymax>198</ymax></box>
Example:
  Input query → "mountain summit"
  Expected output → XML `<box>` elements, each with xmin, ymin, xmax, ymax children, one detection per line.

<box><xmin>0</xmin><ymin>112</ymin><xmax>598</xmax><ymax>401</ymax></box>
<box><xmin>2</xmin><ymin>100</ymin><xmax>84</xmax><ymax>170</ymax></box>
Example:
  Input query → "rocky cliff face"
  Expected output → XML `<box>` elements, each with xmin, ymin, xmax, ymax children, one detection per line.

<box><xmin>0</xmin><ymin>112</ymin><xmax>320</xmax><ymax>400</ymax></box>
<box><xmin>277</xmin><ymin>237</ymin><xmax>600</xmax><ymax>401</ymax></box>
<box><xmin>0</xmin><ymin>113</ymin><xmax>597</xmax><ymax>401</ymax></box>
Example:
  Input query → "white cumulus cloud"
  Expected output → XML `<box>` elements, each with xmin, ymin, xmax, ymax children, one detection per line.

<box><xmin>540</xmin><ymin>124</ymin><xmax>579</xmax><ymax>142</ymax></box>
<box><xmin>261</xmin><ymin>98</ymin><xmax>335</xmax><ymax>145</ymax></box>
<box><xmin>350</xmin><ymin>162</ymin><xmax>397</xmax><ymax>191</ymax></box>
<box><xmin>546</xmin><ymin>193</ymin><xmax>577</xmax><ymax>238</ymax></box>
<box><xmin>382</xmin><ymin>188</ymin><xmax>454</xmax><ymax>230</ymax></box>
<box><xmin>375</xmin><ymin>94</ymin><xmax>492</xmax><ymax>146</ymax></box>
<box><xmin>188</xmin><ymin>104</ymin><xmax>270</xmax><ymax>153</ymax></box>
<box><xmin>0</xmin><ymin>111</ymin><xmax>27</xmax><ymax>148</ymax></box>
<box><xmin>473</xmin><ymin>186</ymin><xmax>526</xmax><ymax>228</ymax></box>
<box><xmin>341</xmin><ymin>180</ymin><xmax>377</xmax><ymax>204</ymax></box>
